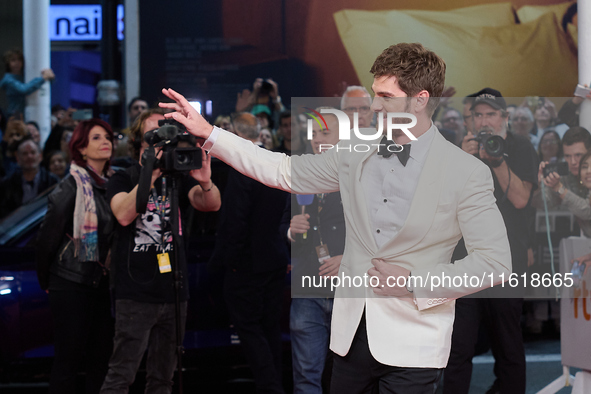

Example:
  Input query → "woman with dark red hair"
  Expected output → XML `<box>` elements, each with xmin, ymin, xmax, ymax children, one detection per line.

<box><xmin>36</xmin><ymin>118</ymin><xmax>115</xmax><ymax>394</ymax></box>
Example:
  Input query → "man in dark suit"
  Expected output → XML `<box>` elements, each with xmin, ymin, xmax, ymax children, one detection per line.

<box><xmin>210</xmin><ymin>112</ymin><xmax>290</xmax><ymax>394</ymax></box>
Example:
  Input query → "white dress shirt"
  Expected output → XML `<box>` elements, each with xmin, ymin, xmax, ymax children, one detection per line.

<box><xmin>361</xmin><ymin>125</ymin><xmax>436</xmax><ymax>249</ymax></box>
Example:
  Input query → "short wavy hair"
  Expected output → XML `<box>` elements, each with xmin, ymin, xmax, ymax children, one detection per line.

<box><xmin>128</xmin><ymin>108</ymin><xmax>167</xmax><ymax>161</ymax></box>
<box><xmin>370</xmin><ymin>43</ymin><xmax>446</xmax><ymax>114</ymax></box>
<box><xmin>562</xmin><ymin>126</ymin><xmax>591</xmax><ymax>149</ymax></box>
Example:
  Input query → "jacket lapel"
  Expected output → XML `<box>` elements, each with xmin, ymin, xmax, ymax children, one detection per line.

<box><xmin>348</xmin><ymin>139</ymin><xmax>381</xmax><ymax>254</ymax></box>
<box><xmin>376</xmin><ymin>131</ymin><xmax>447</xmax><ymax>257</ymax></box>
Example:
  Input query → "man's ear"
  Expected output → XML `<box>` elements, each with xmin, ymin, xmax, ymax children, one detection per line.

<box><xmin>414</xmin><ymin>90</ymin><xmax>430</xmax><ymax>112</ymax></box>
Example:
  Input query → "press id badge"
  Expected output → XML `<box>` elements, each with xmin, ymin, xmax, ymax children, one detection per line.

<box><xmin>157</xmin><ymin>253</ymin><xmax>172</xmax><ymax>273</ymax></box>
<box><xmin>316</xmin><ymin>245</ymin><xmax>331</xmax><ymax>265</ymax></box>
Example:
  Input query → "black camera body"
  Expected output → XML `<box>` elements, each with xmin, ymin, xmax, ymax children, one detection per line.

<box><xmin>543</xmin><ymin>161</ymin><xmax>569</xmax><ymax>177</ymax></box>
<box><xmin>260</xmin><ymin>79</ymin><xmax>273</xmax><ymax>95</ymax></box>
<box><xmin>472</xmin><ymin>131</ymin><xmax>505</xmax><ymax>158</ymax></box>
<box><xmin>142</xmin><ymin>119</ymin><xmax>202</xmax><ymax>173</ymax></box>
<box><xmin>158</xmin><ymin>146</ymin><xmax>202</xmax><ymax>172</ymax></box>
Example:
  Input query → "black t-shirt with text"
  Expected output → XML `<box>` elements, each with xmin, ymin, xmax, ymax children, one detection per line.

<box><xmin>106</xmin><ymin>163</ymin><xmax>199</xmax><ymax>303</ymax></box>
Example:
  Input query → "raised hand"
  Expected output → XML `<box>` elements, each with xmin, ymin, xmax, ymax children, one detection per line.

<box><xmin>236</xmin><ymin>88</ymin><xmax>254</xmax><ymax>112</ymax></box>
<box><xmin>159</xmin><ymin>88</ymin><xmax>214</xmax><ymax>139</ymax></box>
<box><xmin>267</xmin><ymin>79</ymin><xmax>279</xmax><ymax>100</ymax></box>
<box><xmin>253</xmin><ymin>78</ymin><xmax>263</xmax><ymax>92</ymax></box>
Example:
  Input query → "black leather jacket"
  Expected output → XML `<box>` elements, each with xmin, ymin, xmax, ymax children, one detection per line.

<box><xmin>36</xmin><ymin>174</ymin><xmax>113</xmax><ymax>290</ymax></box>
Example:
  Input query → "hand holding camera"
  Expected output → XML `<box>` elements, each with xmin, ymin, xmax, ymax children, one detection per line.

<box><xmin>236</xmin><ymin>88</ymin><xmax>255</xmax><ymax>112</ymax></box>
<box><xmin>538</xmin><ymin>161</ymin><xmax>568</xmax><ymax>193</ymax></box>
<box><xmin>254</xmin><ymin>78</ymin><xmax>279</xmax><ymax>99</ymax></box>
<box><xmin>462</xmin><ymin>131</ymin><xmax>505</xmax><ymax>165</ymax></box>
<box><xmin>474</xmin><ymin>131</ymin><xmax>505</xmax><ymax>159</ymax></box>
<box><xmin>189</xmin><ymin>143</ymin><xmax>213</xmax><ymax>187</ymax></box>
<box><xmin>265</xmin><ymin>79</ymin><xmax>279</xmax><ymax>100</ymax></box>
<box><xmin>461</xmin><ymin>132</ymin><xmax>479</xmax><ymax>155</ymax></box>
<box><xmin>253</xmin><ymin>78</ymin><xmax>263</xmax><ymax>92</ymax></box>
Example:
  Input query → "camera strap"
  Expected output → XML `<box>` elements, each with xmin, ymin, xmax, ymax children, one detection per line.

<box><xmin>153</xmin><ymin>178</ymin><xmax>172</xmax><ymax>273</ymax></box>
<box><xmin>499</xmin><ymin>160</ymin><xmax>510</xmax><ymax>204</ymax></box>
<box><xmin>137</xmin><ymin>146</ymin><xmax>156</xmax><ymax>214</ymax></box>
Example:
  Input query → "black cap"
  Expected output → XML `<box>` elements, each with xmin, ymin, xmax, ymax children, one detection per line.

<box><xmin>470</xmin><ymin>88</ymin><xmax>507</xmax><ymax>111</ymax></box>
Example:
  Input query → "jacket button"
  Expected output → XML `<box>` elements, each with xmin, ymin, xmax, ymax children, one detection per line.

<box><xmin>313</xmin><ymin>226</ymin><xmax>318</xmax><ymax>231</ymax></box>
<box><xmin>332</xmin><ymin>226</ymin><xmax>337</xmax><ymax>230</ymax></box>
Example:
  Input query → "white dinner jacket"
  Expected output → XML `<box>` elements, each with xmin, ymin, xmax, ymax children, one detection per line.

<box><xmin>209</xmin><ymin>126</ymin><xmax>511</xmax><ymax>368</ymax></box>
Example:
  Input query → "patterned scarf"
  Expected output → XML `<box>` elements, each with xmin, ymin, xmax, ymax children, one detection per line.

<box><xmin>70</xmin><ymin>163</ymin><xmax>99</xmax><ymax>262</ymax></box>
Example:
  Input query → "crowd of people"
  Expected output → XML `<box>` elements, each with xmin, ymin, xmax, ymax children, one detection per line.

<box><xmin>1</xmin><ymin>41</ymin><xmax>591</xmax><ymax>394</ymax></box>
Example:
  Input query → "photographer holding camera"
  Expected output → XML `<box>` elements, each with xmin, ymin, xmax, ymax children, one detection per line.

<box><xmin>236</xmin><ymin>78</ymin><xmax>285</xmax><ymax>127</ymax></box>
<box><xmin>100</xmin><ymin>108</ymin><xmax>221</xmax><ymax>394</ymax></box>
<box><xmin>532</xmin><ymin>127</ymin><xmax>591</xmax><ymax>223</ymax></box>
<box><xmin>446</xmin><ymin>88</ymin><xmax>539</xmax><ymax>394</ymax></box>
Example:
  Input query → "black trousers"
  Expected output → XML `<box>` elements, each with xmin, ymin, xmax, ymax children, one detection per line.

<box><xmin>443</xmin><ymin>297</ymin><xmax>526</xmax><ymax>394</ymax></box>
<box><xmin>49</xmin><ymin>287</ymin><xmax>114</xmax><ymax>394</ymax></box>
<box><xmin>224</xmin><ymin>267</ymin><xmax>286</xmax><ymax>394</ymax></box>
<box><xmin>330</xmin><ymin>313</ymin><xmax>442</xmax><ymax>394</ymax></box>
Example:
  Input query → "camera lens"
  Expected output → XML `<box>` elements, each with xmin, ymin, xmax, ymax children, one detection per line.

<box><xmin>484</xmin><ymin>135</ymin><xmax>505</xmax><ymax>157</ymax></box>
<box><xmin>177</xmin><ymin>152</ymin><xmax>191</xmax><ymax>167</ymax></box>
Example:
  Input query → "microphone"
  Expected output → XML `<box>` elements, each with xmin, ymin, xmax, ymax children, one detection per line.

<box><xmin>296</xmin><ymin>194</ymin><xmax>315</xmax><ymax>240</ymax></box>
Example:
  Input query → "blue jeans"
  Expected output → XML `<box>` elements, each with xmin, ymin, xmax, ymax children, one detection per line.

<box><xmin>100</xmin><ymin>299</ymin><xmax>187</xmax><ymax>394</ymax></box>
<box><xmin>290</xmin><ymin>298</ymin><xmax>334</xmax><ymax>394</ymax></box>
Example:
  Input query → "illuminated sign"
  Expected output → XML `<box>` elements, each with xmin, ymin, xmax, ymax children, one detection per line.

<box><xmin>49</xmin><ymin>4</ymin><xmax>124</xmax><ymax>42</ymax></box>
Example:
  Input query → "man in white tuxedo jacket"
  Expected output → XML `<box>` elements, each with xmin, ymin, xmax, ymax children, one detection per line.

<box><xmin>160</xmin><ymin>43</ymin><xmax>511</xmax><ymax>394</ymax></box>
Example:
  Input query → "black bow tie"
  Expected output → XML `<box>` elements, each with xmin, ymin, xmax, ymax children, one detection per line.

<box><xmin>377</xmin><ymin>136</ymin><xmax>411</xmax><ymax>166</ymax></box>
